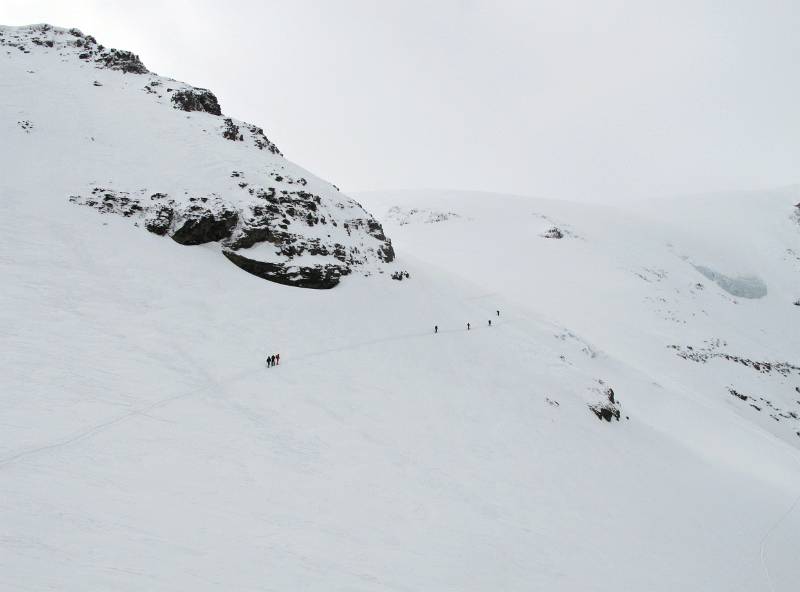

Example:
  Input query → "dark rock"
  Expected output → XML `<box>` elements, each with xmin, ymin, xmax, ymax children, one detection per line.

<box><xmin>96</xmin><ymin>48</ymin><xmax>148</xmax><ymax>74</ymax></box>
<box><xmin>590</xmin><ymin>402</ymin><xmax>621</xmax><ymax>422</ymax></box>
<box><xmin>246</xmin><ymin>124</ymin><xmax>281</xmax><ymax>154</ymax></box>
<box><xmin>543</xmin><ymin>227</ymin><xmax>564</xmax><ymax>239</ymax></box>
<box><xmin>589</xmin><ymin>386</ymin><xmax>621</xmax><ymax>422</ymax></box>
<box><xmin>171</xmin><ymin>206</ymin><xmax>238</xmax><ymax>245</ymax></box>
<box><xmin>222</xmin><ymin>118</ymin><xmax>242</xmax><ymax>141</ymax></box>
<box><xmin>223</xmin><ymin>250</ymin><xmax>347</xmax><ymax>289</ymax></box>
<box><xmin>728</xmin><ymin>388</ymin><xmax>748</xmax><ymax>401</ymax></box>
<box><xmin>171</xmin><ymin>88</ymin><xmax>222</xmax><ymax>116</ymax></box>
<box><xmin>145</xmin><ymin>205</ymin><xmax>174</xmax><ymax>235</ymax></box>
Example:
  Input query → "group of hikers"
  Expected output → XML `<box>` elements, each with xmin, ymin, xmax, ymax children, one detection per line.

<box><xmin>267</xmin><ymin>310</ymin><xmax>502</xmax><ymax>367</ymax></box>
<box><xmin>435</xmin><ymin>310</ymin><xmax>499</xmax><ymax>334</ymax></box>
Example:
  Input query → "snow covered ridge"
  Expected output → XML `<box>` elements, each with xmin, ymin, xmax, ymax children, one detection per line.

<box><xmin>2</xmin><ymin>23</ymin><xmax>394</xmax><ymax>288</ymax></box>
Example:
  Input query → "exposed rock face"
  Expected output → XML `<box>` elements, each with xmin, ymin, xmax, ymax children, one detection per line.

<box><xmin>95</xmin><ymin>48</ymin><xmax>148</xmax><ymax>74</ymax></box>
<box><xmin>69</xmin><ymin>184</ymin><xmax>395</xmax><ymax>288</ymax></box>
<box><xmin>8</xmin><ymin>24</ymin><xmax>395</xmax><ymax>288</ymax></box>
<box><xmin>222</xmin><ymin>118</ymin><xmax>243</xmax><ymax>141</ymax></box>
<box><xmin>543</xmin><ymin>227</ymin><xmax>564</xmax><ymax>239</ymax></box>
<box><xmin>171</xmin><ymin>205</ymin><xmax>238</xmax><ymax>245</ymax></box>
<box><xmin>223</xmin><ymin>250</ymin><xmax>348</xmax><ymax>289</ymax></box>
<box><xmin>669</xmin><ymin>340</ymin><xmax>800</xmax><ymax>377</ymax></box>
<box><xmin>171</xmin><ymin>88</ymin><xmax>222</xmax><ymax>116</ymax></box>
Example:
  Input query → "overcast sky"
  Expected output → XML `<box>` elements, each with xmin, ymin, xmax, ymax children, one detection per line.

<box><xmin>4</xmin><ymin>0</ymin><xmax>798</xmax><ymax>202</ymax></box>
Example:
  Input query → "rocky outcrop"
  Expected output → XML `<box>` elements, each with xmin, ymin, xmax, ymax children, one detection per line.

<box><xmin>222</xmin><ymin>118</ymin><xmax>243</xmax><ymax>141</ymax></box>
<box><xmin>222</xmin><ymin>250</ymin><xmax>348</xmax><ymax>289</ymax></box>
<box><xmin>15</xmin><ymin>24</ymin><xmax>396</xmax><ymax>288</ymax></box>
<box><xmin>95</xmin><ymin>47</ymin><xmax>148</xmax><ymax>74</ymax></box>
<box><xmin>170</xmin><ymin>204</ymin><xmax>238</xmax><ymax>245</ymax></box>
<box><xmin>69</xmin><ymin>185</ymin><xmax>395</xmax><ymax>288</ymax></box>
<box><xmin>543</xmin><ymin>227</ymin><xmax>564</xmax><ymax>239</ymax></box>
<box><xmin>171</xmin><ymin>88</ymin><xmax>222</xmax><ymax>116</ymax></box>
<box><xmin>669</xmin><ymin>340</ymin><xmax>800</xmax><ymax>377</ymax></box>
<box><xmin>589</xmin><ymin>387</ymin><xmax>622</xmax><ymax>422</ymax></box>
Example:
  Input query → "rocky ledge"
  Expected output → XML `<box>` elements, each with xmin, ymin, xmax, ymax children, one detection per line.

<box><xmin>70</xmin><ymin>186</ymin><xmax>395</xmax><ymax>289</ymax></box>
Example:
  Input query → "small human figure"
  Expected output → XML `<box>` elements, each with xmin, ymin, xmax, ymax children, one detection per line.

<box><xmin>496</xmin><ymin>310</ymin><xmax>500</xmax><ymax>317</ymax></box>
<box><xmin>467</xmin><ymin>322</ymin><xmax>471</xmax><ymax>331</ymax></box>
<box><xmin>488</xmin><ymin>319</ymin><xmax>492</xmax><ymax>326</ymax></box>
<box><xmin>270</xmin><ymin>354</ymin><xmax>276</xmax><ymax>367</ymax></box>
<box><xmin>276</xmin><ymin>353</ymin><xmax>280</xmax><ymax>365</ymax></box>
<box><xmin>434</xmin><ymin>325</ymin><xmax>438</xmax><ymax>334</ymax></box>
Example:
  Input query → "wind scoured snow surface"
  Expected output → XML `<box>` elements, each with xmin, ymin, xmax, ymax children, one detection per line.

<box><xmin>2</xmin><ymin>24</ymin><xmax>800</xmax><ymax>592</ymax></box>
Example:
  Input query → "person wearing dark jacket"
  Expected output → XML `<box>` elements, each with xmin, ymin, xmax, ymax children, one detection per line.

<box><xmin>276</xmin><ymin>353</ymin><xmax>280</xmax><ymax>365</ymax></box>
<box><xmin>434</xmin><ymin>325</ymin><xmax>438</xmax><ymax>334</ymax></box>
<box><xmin>467</xmin><ymin>322</ymin><xmax>471</xmax><ymax>331</ymax></box>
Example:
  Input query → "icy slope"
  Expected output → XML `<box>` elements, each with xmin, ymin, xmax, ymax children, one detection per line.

<box><xmin>0</xmin><ymin>24</ymin><xmax>394</xmax><ymax>288</ymax></box>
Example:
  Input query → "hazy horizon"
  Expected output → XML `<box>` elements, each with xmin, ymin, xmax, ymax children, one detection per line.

<box><xmin>4</xmin><ymin>0</ymin><xmax>798</xmax><ymax>203</ymax></box>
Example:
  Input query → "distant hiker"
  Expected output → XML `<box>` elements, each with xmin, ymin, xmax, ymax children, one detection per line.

<box><xmin>276</xmin><ymin>353</ymin><xmax>280</xmax><ymax>365</ymax></box>
<box><xmin>467</xmin><ymin>322</ymin><xmax>471</xmax><ymax>331</ymax></box>
<box><xmin>488</xmin><ymin>319</ymin><xmax>492</xmax><ymax>326</ymax></box>
<box><xmin>496</xmin><ymin>310</ymin><xmax>500</xmax><ymax>317</ymax></box>
<box><xmin>266</xmin><ymin>356</ymin><xmax>272</xmax><ymax>368</ymax></box>
<box><xmin>435</xmin><ymin>325</ymin><xmax>438</xmax><ymax>334</ymax></box>
<box><xmin>270</xmin><ymin>354</ymin><xmax>276</xmax><ymax>367</ymax></box>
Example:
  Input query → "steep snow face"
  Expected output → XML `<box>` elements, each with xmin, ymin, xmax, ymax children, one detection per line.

<box><xmin>0</xmin><ymin>24</ymin><xmax>394</xmax><ymax>288</ymax></box>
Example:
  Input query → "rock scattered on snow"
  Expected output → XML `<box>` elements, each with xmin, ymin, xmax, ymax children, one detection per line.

<box><xmin>386</xmin><ymin>206</ymin><xmax>461</xmax><ymax>226</ymax></box>
<box><xmin>588</xmin><ymin>385</ymin><xmax>622</xmax><ymax>422</ymax></box>
<box><xmin>669</xmin><ymin>340</ymin><xmax>800</xmax><ymax>377</ymax></box>
<box><xmin>542</xmin><ymin>227</ymin><xmax>564</xmax><ymax>239</ymax></box>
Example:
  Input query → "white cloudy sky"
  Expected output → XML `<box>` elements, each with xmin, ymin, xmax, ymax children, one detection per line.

<box><xmin>3</xmin><ymin>0</ymin><xmax>798</xmax><ymax>201</ymax></box>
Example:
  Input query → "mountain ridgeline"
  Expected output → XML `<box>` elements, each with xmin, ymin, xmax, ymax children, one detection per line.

<box><xmin>2</xmin><ymin>23</ymin><xmax>394</xmax><ymax>288</ymax></box>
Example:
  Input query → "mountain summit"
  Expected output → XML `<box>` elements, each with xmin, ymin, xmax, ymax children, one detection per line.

<box><xmin>1</xmin><ymin>23</ymin><xmax>394</xmax><ymax>288</ymax></box>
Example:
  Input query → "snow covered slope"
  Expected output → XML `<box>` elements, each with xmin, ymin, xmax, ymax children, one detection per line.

<box><xmin>0</xmin><ymin>24</ymin><xmax>394</xmax><ymax>289</ymax></box>
<box><xmin>358</xmin><ymin>188</ymin><xmax>800</xmax><ymax>448</ymax></box>
<box><xmin>2</xmin><ymin>23</ymin><xmax>800</xmax><ymax>592</ymax></box>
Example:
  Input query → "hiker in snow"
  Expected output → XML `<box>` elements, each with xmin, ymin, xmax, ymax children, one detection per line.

<box><xmin>276</xmin><ymin>353</ymin><xmax>280</xmax><ymax>365</ymax></box>
<box><xmin>467</xmin><ymin>322</ymin><xmax>471</xmax><ymax>331</ymax></box>
<box><xmin>270</xmin><ymin>354</ymin><xmax>276</xmax><ymax>367</ymax></box>
<box><xmin>488</xmin><ymin>319</ymin><xmax>492</xmax><ymax>326</ymax></box>
<box><xmin>266</xmin><ymin>355</ymin><xmax>272</xmax><ymax>368</ymax></box>
<box><xmin>496</xmin><ymin>310</ymin><xmax>500</xmax><ymax>317</ymax></box>
<box><xmin>435</xmin><ymin>325</ymin><xmax>438</xmax><ymax>334</ymax></box>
